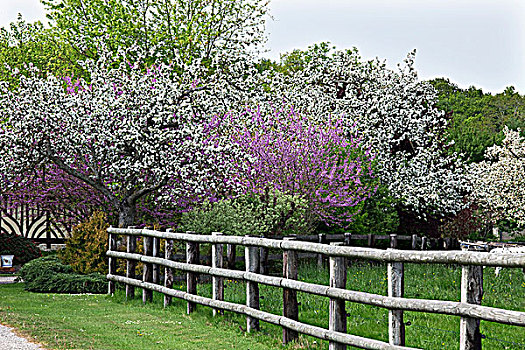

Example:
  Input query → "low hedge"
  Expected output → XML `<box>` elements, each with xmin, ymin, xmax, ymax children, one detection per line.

<box><xmin>18</xmin><ymin>256</ymin><xmax>107</xmax><ymax>294</ymax></box>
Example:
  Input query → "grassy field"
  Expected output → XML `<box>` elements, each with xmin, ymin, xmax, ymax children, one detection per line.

<box><xmin>0</xmin><ymin>261</ymin><xmax>524</xmax><ymax>349</ymax></box>
<box><xmin>191</xmin><ymin>261</ymin><xmax>525</xmax><ymax>349</ymax></box>
<box><xmin>0</xmin><ymin>284</ymin><xmax>278</xmax><ymax>350</ymax></box>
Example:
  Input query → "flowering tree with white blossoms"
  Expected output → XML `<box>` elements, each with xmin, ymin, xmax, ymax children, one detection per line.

<box><xmin>470</xmin><ymin>127</ymin><xmax>525</xmax><ymax>225</ymax></box>
<box><xmin>0</xmin><ymin>46</ymin><xmax>251</xmax><ymax>227</ymax></box>
<box><xmin>263</xmin><ymin>44</ymin><xmax>468</xmax><ymax>224</ymax></box>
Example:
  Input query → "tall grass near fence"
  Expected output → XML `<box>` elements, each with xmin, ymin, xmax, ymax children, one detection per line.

<box><xmin>190</xmin><ymin>261</ymin><xmax>524</xmax><ymax>349</ymax></box>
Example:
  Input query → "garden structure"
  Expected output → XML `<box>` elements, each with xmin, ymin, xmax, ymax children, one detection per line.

<box><xmin>106</xmin><ymin>227</ymin><xmax>525</xmax><ymax>350</ymax></box>
<box><xmin>0</xmin><ymin>201</ymin><xmax>69</xmax><ymax>248</ymax></box>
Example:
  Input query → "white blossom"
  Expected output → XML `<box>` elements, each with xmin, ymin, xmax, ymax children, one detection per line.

<box><xmin>258</xmin><ymin>46</ymin><xmax>468</xmax><ymax>217</ymax></box>
<box><xmin>470</xmin><ymin>127</ymin><xmax>525</xmax><ymax>225</ymax></box>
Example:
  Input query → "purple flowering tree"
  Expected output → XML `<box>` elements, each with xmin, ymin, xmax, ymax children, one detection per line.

<box><xmin>209</xmin><ymin>106</ymin><xmax>377</xmax><ymax>234</ymax></box>
<box><xmin>3</xmin><ymin>165</ymin><xmax>111</xmax><ymax>229</ymax></box>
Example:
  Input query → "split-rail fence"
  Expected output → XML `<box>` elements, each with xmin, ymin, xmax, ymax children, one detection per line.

<box><xmin>106</xmin><ymin>227</ymin><xmax>525</xmax><ymax>350</ymax></box>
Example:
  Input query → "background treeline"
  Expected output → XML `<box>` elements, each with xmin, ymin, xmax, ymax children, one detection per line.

<box><xmin>430</xmin><ymin>78</ymin><xmax>525</xmax><ymax>163</ymax></box>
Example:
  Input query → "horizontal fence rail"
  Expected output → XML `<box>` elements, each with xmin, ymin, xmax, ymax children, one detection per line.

<box><xmin>107</xmin><ymin>274</ymin><xmax>415</xmax><ymax>350</ymax></box>
<box><xmin>106</xmin><ymin>250</ymin><xmax>525</xmax><ymax>327</ymax></box>
<box><xmin>108</xmin><ymin>228</ymin><xmax>525</xmax><ymax>267</ymax></box>
<box><xmin>107</xmin><ymin>227</ymin><xmax>525</xmax><ymax>350</ymax></box>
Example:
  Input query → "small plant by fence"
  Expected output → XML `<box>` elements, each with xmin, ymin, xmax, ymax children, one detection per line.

<box><xmin>106</xmin><ymin>227</ymin><xmax>525</xmax><ymax>350</ymax></box>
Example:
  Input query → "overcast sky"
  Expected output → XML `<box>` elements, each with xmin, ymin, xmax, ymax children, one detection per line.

<box><xmin>1</xmin><ymin>0</ymin><xmax>524</xmax><ymax>94</ymax></box>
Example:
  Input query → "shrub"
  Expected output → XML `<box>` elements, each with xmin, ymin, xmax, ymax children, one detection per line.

<box><xmin>59</xmin><ymin>211</ymin><xmax>109</xmax><ymax>274</ymax></box>
<box><xmin>18</xmin><ymin>256</ymin><xmax>106</xmax><ymax>293</ymax></box>
<box><xmin>0</xmin><ymin>233</ymin><xmax>41</xmax><ymax>265</ymax></box>
<box><xmin>179</xmin><ymin>192</ymin><xmax>308</xmax><ymax>237</ymax></box>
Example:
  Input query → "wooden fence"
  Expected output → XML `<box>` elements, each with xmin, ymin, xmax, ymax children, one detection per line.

<box><xmin>106</xmin><ymin>227</ymin><xmax>525</xmax><ymax>350</ymax></box>
<box><xmin>279</xmin><ymin>233</ymin><xmax>459</xmax><ymax>251</ymax></box>
<box><xmin>157</xmin><ymin>233</ymin><xmax>458</xmax><ymax>279</ymax></box>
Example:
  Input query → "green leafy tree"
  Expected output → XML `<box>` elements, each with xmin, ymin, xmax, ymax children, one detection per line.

<box><xmin>42</xmin><ymin>0</ymin><xmax>269</xmax><ymax>63</ymax></box>
<box><xmin>429</xmin><ymin>78</ymin><xmax>525</xmax><ymax>163</ymax></box>
<box><xmin>0</xmin><ymin>15</ymin><xmax>83</xmax><ymax>87</ymax></box>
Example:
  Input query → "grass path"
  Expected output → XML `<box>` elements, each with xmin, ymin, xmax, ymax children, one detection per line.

<box><xmin>0</xmin><ymin>284</ymin><xmax>277</xmax><ymax>350</ymax></box>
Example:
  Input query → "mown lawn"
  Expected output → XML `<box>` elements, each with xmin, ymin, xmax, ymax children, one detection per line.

<box><xmin>0</xmin><ymin>261</ymin><xmax>524</xmax><ymax>350</ymax></box>
<box><xmin>0</xmin><ymin>283</ymin><xmax>278</xmax><ymax>350</ymax></box>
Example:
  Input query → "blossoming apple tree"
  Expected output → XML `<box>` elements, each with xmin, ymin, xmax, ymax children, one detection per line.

<box><xmin>0</xmin><ymin>46</ymin><xmax>249</xmax><ymax>227</ymax></box>
<box><xmin>470</xmin><ymin>127</ymin><xmax>525</xmax><ymax>225</ymax></box>
<box><xmin>263</xmin><ymin>44</ymin><xmax>468</xmax><ymax>223</ymax></box>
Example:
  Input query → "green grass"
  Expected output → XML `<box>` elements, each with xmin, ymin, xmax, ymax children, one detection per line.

<box><xmin>0</xmin><ymin>261</ymin><xmax>524</xmax><ymax>349</ymax></box>
<box><xmin>0</xmin><ymin>284</ymin><xmax>278</xmax><ymax>350</ymax></box>
<box><xmin>193</xmin><ymin>261</ymin><xmax>525</xmax><ymax>349</ymax></box>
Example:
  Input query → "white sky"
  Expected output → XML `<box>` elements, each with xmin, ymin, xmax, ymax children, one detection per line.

<box><xmin>1</xmin><ymin>0</ymin><xmax>524</xmax><ymax>94</ymax></box>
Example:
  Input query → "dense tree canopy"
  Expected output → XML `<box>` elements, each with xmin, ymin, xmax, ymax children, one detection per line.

<box><xmin>264</xmin><ymin>44</ymin><xmax>468</xmax><ymax>221</ymax></box>
<box><xmin>42</xmin><ymin>0</ymin><xmax>268</xmax><ymax>63</ymax></box>
<box><xmin>6</xmin><ymin>3</ymin><xmax>518</xmax><ymax>236</ymax></box>
<box><xmin>470</xmin><ymin>127</ymin><xmax>525</xmax><ymax>226</ymax></box>
<box><xmin>213</xmin><ymin>106</ymin><xmax>377</xmax><ymax>232</ymax></box>
<box><xmin>0</xmin><ymin>15</ymin><xmax>82</xmax><ymax>87</ymax></box>
<box><xmin>430</xmin><ymin>78</ymin><xmax>525</xmax><ymax>163</ymax></box>
<box><xmin>0</xmin><ymin>45</ymin><xmax>252</xmax><ymax>227</ymax></box>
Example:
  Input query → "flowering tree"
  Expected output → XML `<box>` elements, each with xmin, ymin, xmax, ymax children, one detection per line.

<box><xmin>2</xmin><ymin>166</ymin><xmax>111</xmax><ymax>229</ymax></box>
<box><xmin>208</xmin><ymin>105</ymin><xmax>377</xmax><ymax>234</ymax></box>
<box><xmin>470</xmin><ymin>127</ymin><xmax>525</xmax><ymax>225</ymax></box>
<box><xmin>0</xmin><ymin>46</ymin><xmax>248</xmax><ymax>228</ymax></box>
<box><xmin>262</xmin><ymin>44</ymin><xmax>468</xmax><ymax>222</ymax></box>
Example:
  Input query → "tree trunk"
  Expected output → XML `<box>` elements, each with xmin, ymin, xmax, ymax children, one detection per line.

<box><xmin>118</xmin><ymin>199</ymin><xmax>136</xmax><ymax>228</ymax></box>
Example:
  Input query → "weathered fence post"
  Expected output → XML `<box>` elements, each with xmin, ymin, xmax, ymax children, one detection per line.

<box><xmin>390</xmin><ymin>233</ymin><xmax>398</xmax><ymax>249</ymax></box>
<box><xmin>108</xmin><ymin>228</ymin><xmax>116</xmax><ymax>295</ymax></box>
<box><xmin>344</xmin><ymin>232</ymin><xmax>352</xmax><ymax>246</ymax></box>
<box><xmin>245</xmin><ymin>237</ymin><xmax>260</xmax><ymax>332</ymax></box>
<box><xmin>460</xmin><ymin>247</ymin><xmax>483</xmax><ymax>350</ymax></box>
<box><xmin>317</xmin><ymin>233</ymin><xmax>326</xmax><ymax>269</ymax></box>
<box><xmin>283</xmin><ymin>236</ymin><xmax>299</xmax><ymax>345</ymax></box>
<box><xmin>329</xmin><ymin>242</ymin><xmax>347</xmax><ymax>350</ymax></box>
<box><xmin>411</xmin><ymin>234</ymin><xmax>418</xmax><ymax>250</ymax></box>
<box><xmin>259</xmin><ymin>242</ymin><xmax>269</xmax><ymax>275</ymax></box>
<box><xmin>421</xmin><ymin>236</ymin><xmax>428</xmax><ymax>250</ymax></box>
<box><xmin>212</xmin><ymin>232</ymin><xmax>224</xmax><ymax>316</ymax></box>
<box><xmin>164</xmin><ymin>229</ymin><xmax>174</xmax><ymax>308</ymax></box>
<box><xmin>227</xmin><ymin>244</ymin><xmax>236</xmax><ymax>269</ymax></box>
<box><xmin>367</xmin><ymin>234</ymin><xmax>375</xmax><ymax>248</ymax></box>
<box><xmin>344</xmin><ymin>232</ymin><xmax>352</xmax><ymax>267</ymax></box>
<box><xmin>126</xmin><ymin>226</ymin><xmax>137</xmax><ymax>299</ymax></box>
<box><xmin>443</xmin><ymin>237</ymin><xmax>451</xmax><ymax>250</ymax></box>
<box><xmin>388</xmin><ymin>235</ymin><xmax>405</xmax><ymax>346</ymax></box>
<box><xmin>186</xmin><ymin>232</ymin><xmax>199</xmax><ymax>314</ymax></box>
<box><xmin>152</xmin><ymin>236</ymin><xmax>160</xmax><ymax>284</ymax></box>
<box><xmin>142</xmin><ymin>235</ymin><xmax>153</xmax><ymax>304</ymax></box>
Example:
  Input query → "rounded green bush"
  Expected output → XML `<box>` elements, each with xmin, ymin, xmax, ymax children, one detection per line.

<box><xmin>18</xmin><ymin>256</ymin><xmax>107</xmax><ymax>294</ymax></box>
